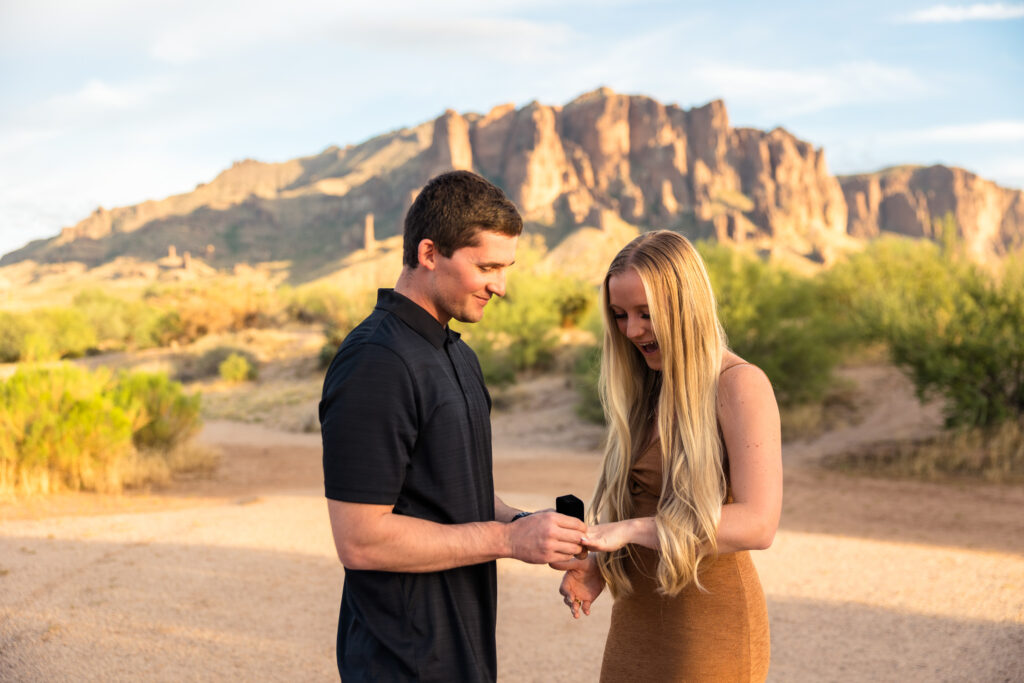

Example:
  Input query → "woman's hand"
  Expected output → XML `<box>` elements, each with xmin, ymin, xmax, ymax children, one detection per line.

<box><xmin>551</xmin><ymin>554</ymin><xmax>605</xmax><ymax>618</ymax></box>
<box><xmin>581</xmin><ymin>520</ymin><xmax>637</xmax><ymax>553</ymax></box>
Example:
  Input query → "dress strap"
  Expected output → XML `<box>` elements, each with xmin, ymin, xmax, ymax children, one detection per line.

<box><xmin>720</xmin><ymin>361</ymin><xmax>754</xmax><ymax>375</ymax></box>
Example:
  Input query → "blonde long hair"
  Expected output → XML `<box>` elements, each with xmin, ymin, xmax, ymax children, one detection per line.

<box><xmin>592</xmin><ymin>230</ymin><xmax>728</xmax><ymax>597</ymax></box>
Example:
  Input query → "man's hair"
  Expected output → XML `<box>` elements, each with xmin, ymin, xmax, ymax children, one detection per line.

<box><xmin>403</xmin><ymin>171</ymin><xmax>523</xmax><ymax>268</ymax></box>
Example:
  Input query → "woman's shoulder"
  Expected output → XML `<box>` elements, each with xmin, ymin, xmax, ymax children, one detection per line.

<box><xmin>720</xmin><ymin>353</ymin><xmax>764</xmax><ymax>378</ymax></box>
<box><xmin>717</xmin><ymin>354</ymin><xmax>775</xmax><ymax>403</ymax></box>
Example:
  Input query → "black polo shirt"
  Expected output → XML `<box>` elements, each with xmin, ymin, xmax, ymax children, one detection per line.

<box><xmin>320</xmin><ymin>288</ymin><xmax>497</xmax><ymax>682</ymax></box>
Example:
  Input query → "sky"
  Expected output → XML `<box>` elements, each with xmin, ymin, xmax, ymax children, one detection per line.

<box><xmin>1</xmin><ymin>0</ymin><xmax>1022</xmax><ymax>258</ymax></box>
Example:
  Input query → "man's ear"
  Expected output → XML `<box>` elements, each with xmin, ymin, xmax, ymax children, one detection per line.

<box><xmin>417</xmin><ymin>239</ymin><xmax>438</xmax><ymax>271</ymax></box>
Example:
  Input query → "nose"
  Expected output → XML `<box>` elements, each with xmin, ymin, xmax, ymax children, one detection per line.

<box><xmin>487</xmin><ymin>269</ymin><xmax>506</xmax><ymax>298</ymax></box>
<box><xmin>624</xmin><ymin>315</ymin><xmax>647</xmax><ymax>340</ymax></box>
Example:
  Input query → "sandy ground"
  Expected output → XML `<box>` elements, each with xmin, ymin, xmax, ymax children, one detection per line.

<box><xmin>1</xmin><ymin>367</ymin><xmax>1023</xmax><ymax>681</ymax></box>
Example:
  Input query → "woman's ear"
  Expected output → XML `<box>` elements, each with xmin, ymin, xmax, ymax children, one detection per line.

<box><xmin>417</xmin><ymin>239</ymin><xmax>438</xmax><ymax>270</ymax></box>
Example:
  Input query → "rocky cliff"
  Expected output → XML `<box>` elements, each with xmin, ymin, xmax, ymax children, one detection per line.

<box><xmin>839</xmin><ymin>165</ymin><xmax>1024</xmax><ymax>262</ymax></box>
<box><xmin>4</xmin><ymin>88</ymin><xmax>1021</xmax><ymax>273</ymax></box>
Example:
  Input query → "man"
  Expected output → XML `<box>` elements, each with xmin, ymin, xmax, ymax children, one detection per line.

<box><xmin>320</xmin><ymin>170</ymin><xmax>587</xmax><ymax>682</ymax></box>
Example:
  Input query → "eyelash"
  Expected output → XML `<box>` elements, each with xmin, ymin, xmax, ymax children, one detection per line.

<box><xmin>611</xmin><ymin>312</ymin><xmax>650</xmax><ymax>320</ymax></box>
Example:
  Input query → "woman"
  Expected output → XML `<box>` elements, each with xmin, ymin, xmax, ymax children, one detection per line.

<box><xmin>558</xmin><ymin>230</ymin><xmax>782</xmax><ymax>681</ymax></box>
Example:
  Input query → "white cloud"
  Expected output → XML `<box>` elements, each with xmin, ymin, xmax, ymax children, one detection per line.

<box><xmin>0</xmin><ymin>126</ymin><xmax>66</xmax><ymax>157</ymax></box>
<box><xmin>146</xmin><ymin>4</ymin><xmax>576</xmax><ymax>66</ymax></box>
<box><xmin>900</xmin><ymin>3</ymin><xmax>1024</xmax><ymax>23</ymax></box>
<box><xmin>691</xmin><ymin>61</ymin><xmax>931</xmax><ymax>117</ymax></box>
<box><xmin>48</xmin><ymin>79</ymin><xmax>162</xmax><ymax>112</ymax></box>
<box><xmin>898</xmin><ymin>120</ymin><xmax>1024</xmax><ymax>143</ymax></box>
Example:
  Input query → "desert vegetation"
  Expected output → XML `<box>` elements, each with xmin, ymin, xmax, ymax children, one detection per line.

<box><xmin>3</xmin><ymin>228</ymin><xmax>1022</xmax><ymax>489</ymax></box>
<box><xmin>0</xmin><ymin>364</ymin><xmax>211</xmax><ymax>496</ymax></box>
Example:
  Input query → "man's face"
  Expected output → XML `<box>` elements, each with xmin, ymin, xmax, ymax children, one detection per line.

<box><xmin>430</xmin><ymin>230</ymin><xmax>518</xmax><ymax>324</ymax></box>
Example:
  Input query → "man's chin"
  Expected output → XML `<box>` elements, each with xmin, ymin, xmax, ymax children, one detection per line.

<box><xmin>452</xmin><ymin>309</ymin><xmax>485</xmax><ymax>324</ymax></box>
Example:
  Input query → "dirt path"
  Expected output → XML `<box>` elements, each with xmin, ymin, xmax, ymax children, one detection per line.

<box><xmin>1</xmin><ymin>368</ymin><xmax>1023</xmax><ymax>681</ymax></box>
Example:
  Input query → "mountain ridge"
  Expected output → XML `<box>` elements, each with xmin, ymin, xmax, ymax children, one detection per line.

<box><xmin>3</xmin><ymin>87</ymin><xmax>1022</xmax><ymax>275</ymax></box>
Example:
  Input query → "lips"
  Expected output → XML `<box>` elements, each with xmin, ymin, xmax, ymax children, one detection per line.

<box><xmin>638</xmin><ymin>341</ymin><xmax>659</xmax><ymax>354</ymax></box>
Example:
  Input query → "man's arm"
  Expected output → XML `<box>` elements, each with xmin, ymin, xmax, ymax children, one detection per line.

<box><xmin>328</xmin><ymin>500</ymin><xmax>587</xmax><ymax>572</ymax></box>
<box><xmin>494</xmin><ymin>494</ymin><xmax>524</xmax><ymax>523</ymax></box>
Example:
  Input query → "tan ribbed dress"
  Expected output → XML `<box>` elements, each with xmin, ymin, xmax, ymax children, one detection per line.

<box><xmin>599</xmin><ymin>438</ymin><xmax>770</xmax><ymax>682</ymax></box>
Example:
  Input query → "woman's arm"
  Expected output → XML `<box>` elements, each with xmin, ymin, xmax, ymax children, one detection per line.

<box><xmin>583</xmin><ymin>363</ymin><xmax>782</xmax><ymax>555</ymax></box>
<box><xmin>551</xmin><ymin>554</ymin><xmax>607</xmax><ymax>618</ymax></box>
<box><xmin>714</xmin><ymin>363</ymin><xmax>783</xmax><ymax>553</ymax></box>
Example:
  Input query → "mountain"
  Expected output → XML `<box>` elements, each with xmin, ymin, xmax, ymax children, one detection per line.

<box><xmin>3</xmin><ymin>87</ymin><xmax>1022</xmax><ymax>275</ymax></box>
<box><xmin>839</xmin><ymin>165</ymin><xmax>1024</xmax><ymax>262</ymax></box>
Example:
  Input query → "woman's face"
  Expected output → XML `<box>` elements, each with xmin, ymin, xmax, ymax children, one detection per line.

<box><xmin>607</xmin><ymin>269</ymin><xmax>661</xmax><ymax>371</ymax></box>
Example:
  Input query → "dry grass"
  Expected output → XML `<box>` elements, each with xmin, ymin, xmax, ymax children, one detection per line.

<box><xmin>0</xmin><ymin>444</ymin><xmax>220</xmax><ymax>501</ymax></box>
<box><xmin>780</xmin><ymin>379</ymin><xmax>863</xmax><ymax>441</ymax></box>
<box><xmin>824</xmin><ymin>418</ymin><xmax>1024</xmax><ymax>483</ymax></box>
<box><xmin>198</xmin><ymin>377</ymin><xmax>323</xmax><ymax>433</ymax></box>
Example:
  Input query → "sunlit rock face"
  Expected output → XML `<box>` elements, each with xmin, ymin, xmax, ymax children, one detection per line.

<box><xmin>3</xmin><ymin>87</ymin><xmax>1020</xmax><ymax>272</ymax></box>
<box><xmin>839</xmin><ymin>165</ymin><xmax>1024</xmax><ymax>263</ymax></box>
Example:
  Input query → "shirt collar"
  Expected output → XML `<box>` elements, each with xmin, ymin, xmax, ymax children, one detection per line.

<box><xmin>375</xmin><ymin>288</ymin><xmax>460</xmax><ymax>349</ymax></box>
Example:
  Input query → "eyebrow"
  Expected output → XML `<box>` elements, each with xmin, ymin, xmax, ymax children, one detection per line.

<box><xmin>477</xmin><ymin>259</ymin><xmax>516</xmax><ymax>268</ymax></box>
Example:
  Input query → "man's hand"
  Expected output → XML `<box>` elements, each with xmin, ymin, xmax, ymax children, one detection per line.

<box><xmin>551</xmin><ymin>554</ymin><xmax>605</xmax><ymax>618</ymax></box>
<box><xmin>505</xmin><ymin>511</ymin><xmax>586</xmax><ymax>564</ymax></box>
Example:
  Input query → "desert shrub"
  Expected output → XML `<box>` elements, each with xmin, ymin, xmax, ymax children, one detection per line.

<box><xmin>0</xmin><ymin>365</ymin><xmax>204</xmax><ymax>494</ymax></box>
<box><xmin>218</xmin><ymin>352</ymin><xmax>257</xmax><ymax>383</ymax></box>
<box><xmin>73</xmin><ymin>289</ymin><xmax>133</xmax><ymax>349</ymax></box>
<box><xmin>0</xmin><ymin>312</ymin><xmax>31</xmax><ymax>362</ymax></box>
<box><xmin>283</xmin><ymin>286</ymin><xmax>376</xmax><ymax>369</ymax></box>
<box><xmin>178</xmin><ymin>346</ymin><xmax>260</xmax><ymax>381</ymax></box>
<box><xmin>73</xmin><ymin>289</ymin><xmax>175</xmax><ymax>351</ymax></box>
<box><xmin>573</xmin><ymin>344</ymin><xmax>605</xmax><ymax>423</ymax></box>
<box><xmin>135</xmin><ymin>309</ymin><xmax>188</xmax><ymax>348</ymax></box>
<box><xmin>825</xmin><ymin>238</ymin><xmax>1024</xmax><ymax>428</ymax></box>
<box><xmin>283</xmin><ymin>285</ymin><xmax>372</xmax><ymax>327</ymax></box>
<box><xmin>143</xmin><ymin>280</ymin><xmax>284</xmax><ymax>343</ymax></box>
<box><xmin>700</xmin><ymin>242</ymin><xmax>849</xmax><ymax>406</ymax></box>
<box><xmin>110</xmin><ymin>371</ymin><xmax>203</xmax><ymax>450</ymax></box>
<box><xmin>455</xmin><ymin>272</ymin><xmax>594</xmax><ymax>386</ymax></box>
<box><xmin>17</xmin><ymin>308</ymin><xmax>99</xmax><ymax>360</ymax></box>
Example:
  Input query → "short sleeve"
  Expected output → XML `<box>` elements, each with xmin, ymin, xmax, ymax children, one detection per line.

<box><xmin>320</xmin><ymin>343</ymin><xmax>418</xmax><ymax>504</ymax></box>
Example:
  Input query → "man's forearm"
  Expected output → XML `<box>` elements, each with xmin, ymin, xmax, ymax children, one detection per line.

<box><xmin>329</xmin><ymin>499</ymin><xmax>586</xmax><ymax>572</ymax></box>
<box><xmin>330</xmin><ymin>501</ymin><xmax>510</xmax><ymax>572</ymax></box>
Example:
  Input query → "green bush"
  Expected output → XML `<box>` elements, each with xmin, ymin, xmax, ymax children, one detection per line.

<box><xmin>572</xmin><ymin>344</ymin><xmax>605</xmax><ymax>423</ymax></box>
<box><xmin>218</xmin><ymin>353</ymin><xmax>257</xmax><ymax>383</ymax></box>
<box><xmin>73</xmin><ymin>288</ymin><xmax>176</xmax><ymax>351</ymax></box>
<box><xmin>2</xmin><ymin>308</ymin><xmax>100</xmax><ymax>361</ymax></box>
<box><xmin>456</xmin><ymin>272</ymin><xmax>594</xmax><ymax>386</ymax></box>
<box><xmin>178</xmin><ymin>346</ymin><xmax>259</xmax><ymax>381</ymax></box>
<box><xmin>0</xmin><ymin>365</ymin><xmax>204</xmax><ymax>494</ymax></box>
<box><xmin>111</xmin><ymin>371</ymin><xmax>203</xmax><ymax>450</ymax></box>
<box><xmin>825</xmin><ymin>238</ymin><xmax>1024</xmax><ymax>428</ymax></box>
<box><xmin>0</xmin><ymin>296</ymin><xmax>174</xmax><ymax>362</ymax></box>
<box><xmin>0</xmin><ymin>312</ymin><xmax>30</xmax><ymax>362</ymax></box>
<box><xmin>700</xmin><ymin>242</ymin><xmax>848</xmax><ymax>406</ymax></box>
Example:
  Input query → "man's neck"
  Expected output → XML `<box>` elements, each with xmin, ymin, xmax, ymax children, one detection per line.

<box><xmin>394</xmin><ymin>267</ymin><xmax>449</xmax><ymax>327</ymax></box>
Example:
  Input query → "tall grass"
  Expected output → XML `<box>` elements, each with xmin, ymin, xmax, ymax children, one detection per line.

<box><xmin>0</xmin><ymin>365</ymin><xmax>209</xmax><ymax>496</ymax></box>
